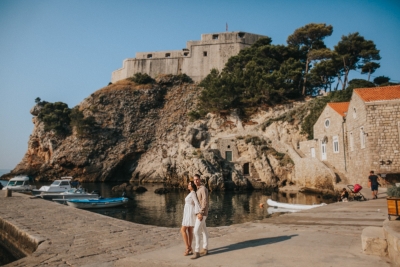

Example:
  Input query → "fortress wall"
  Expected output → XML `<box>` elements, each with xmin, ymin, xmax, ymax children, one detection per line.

<box><xmin>111</xmin><ymin>32</ymin><xmax>267</xmax><ymax>83</ymax></box>
<box><xmin>136</xmin><ymin>50</ymin><xmax>185</xmax><ymax>59</ymax></box>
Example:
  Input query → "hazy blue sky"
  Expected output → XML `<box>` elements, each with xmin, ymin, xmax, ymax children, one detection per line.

<box><xmin>0</xmin><ymin>0</ymin><xmax>399</xmax><ymax>170</ymax></box>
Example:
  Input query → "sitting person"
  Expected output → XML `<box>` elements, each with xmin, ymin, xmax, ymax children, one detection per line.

<box><xmin>339</xmin><ymin>188</ymin><xmax>349</xmax><ymax>202</ymax></box>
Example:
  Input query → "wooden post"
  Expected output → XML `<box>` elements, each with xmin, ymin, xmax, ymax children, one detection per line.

<box><xmin>5</xmin><ymin>189</ymin><xmax>12</xmax><ymax>197</ymax></box>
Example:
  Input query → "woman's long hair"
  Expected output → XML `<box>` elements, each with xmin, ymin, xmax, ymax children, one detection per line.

<box><xmin>189</xmin><ymin>181</ymin><xmax>197</xmax><ymax>192</ymax></box>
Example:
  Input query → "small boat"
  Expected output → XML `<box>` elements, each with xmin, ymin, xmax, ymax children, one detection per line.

<box><xmin>267</xmin><ymin>199</ymin><xmax>327</xmax><ymax>210</ymax></box>
<box><xmin>2</xmin><ymin>176</ymin><xmax>35</xmax><ymax>191</ymax></box>
<box><xmin>31</xmin><ymin>177</ymin><xmax>73</xmax><ymax>196</ymax></box>
<box><xmin>66</xmin><ymin>197</ymin><xmax>128</xmax><ymax>209</ymax></box>
<box><xmin>267</xmin><ymin>207</ymin><xmax>300</xmax><ymax>214</ymax></box>
<box><xmin>47</xmin><ymin>188</ymin><xmax>100</xmax><ymax>202</ymax></box>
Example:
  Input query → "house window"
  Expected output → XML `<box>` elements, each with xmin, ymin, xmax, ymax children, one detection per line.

<box><xmin>353</xmin><ymin>108</ymin><xmax>357</xmax><ymax>119</ymax></box>
<box><xmin>225</xmin><ymin>151</ymin><xmax>232</xmax><ymax>161</ymax></box>
<box><xmin>165</xmin><ymin>53</ymin><xmax>171</xmax><ymax>58</ymax></box>
<box><xmin>333</xmin><ymin>136</ymin><xmax>339</xmax><ymax>153</ymax></box>
<box><xmin>212</xmin><ymin>34</ymin><xmax>219</xmax><ymax>40</ymax></box>
<box><xmin>324</xmin><ymin>119</ymin><xmax>330</xmax><ymax>128</ymax></box>
<box><xmin>243</xmin><ymin>163</ymin><xmax>250</xmax><ymax>175</ymax></box>
<box><xmin>203</xmin><ymin>51</ymin><xmax>208</xmax><ymax>57</ymax></box>
<box><xmin>310</xmin><ymin>147</ymin><xmax>316</xmax><ymax>158</ymax></box>
<box><xmin>349</xmin><ymin>132</ymin><xmax>354</xmax><ymax>152</ymax></box>
<box><xmin>360</xmin><ymin>127</ymin><xmax>366</xmax><ymax>149</ymax></box>
<box><xmin>147</xmin><ymin>54</ymin><xmax>152</xmax><ymax>58</ymax></box>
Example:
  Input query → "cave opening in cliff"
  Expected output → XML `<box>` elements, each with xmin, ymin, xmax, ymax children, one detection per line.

<box><xmin>106</xmin><ymin>153</ymin><xmax>141</xmax><ymax>182</ymax></box>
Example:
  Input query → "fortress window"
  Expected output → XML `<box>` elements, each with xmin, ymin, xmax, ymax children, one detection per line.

<box><xmin>238</xmin><ymin>32</ymin><xmax>245</xmax><ymax>38</ymax></box>
<box><xmin>165</xmin><ymin>53</ymin><xmax>171</xmax><ymax>58</ymax></box>
<box><xmin>203</xmin><ymin>51</ymin><xmax>208</xmax><ymax>57</ymax></box>
<box><xmin>212</xmin><ymin>34</ymin><xmax>219</xmax><ymax>40</ymax></box>
<box><xmin>147</xmin><ymin>54</ymin><xmax>152</xmax><ymax>58</ymax></box>
<box><xmin>183</xmin><ymin>52</ymin><xmax>189</xmax><ymax>56</ymax></box>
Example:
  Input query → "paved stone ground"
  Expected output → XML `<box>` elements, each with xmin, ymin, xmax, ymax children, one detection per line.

<box><xmin>1</xmin><ymin>190</ymin><xmax>395</xmax><ymax>267</ymax></box>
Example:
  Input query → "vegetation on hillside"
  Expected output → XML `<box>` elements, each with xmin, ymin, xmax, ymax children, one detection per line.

<box><xmin>191</xmin><ymin>23</ymin><xmax>386</xmax><ymax>122</ymax></box>
<box><xmin>37</xmin><ymin>101</ymin><xmax>95</xmax><ymax>137</ymax></box>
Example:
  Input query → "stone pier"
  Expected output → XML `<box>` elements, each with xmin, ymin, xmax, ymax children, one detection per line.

<box><xmin>0</xmin><ymin>190</ymin><xmax>396</xmax><ymax>266</ymax></box>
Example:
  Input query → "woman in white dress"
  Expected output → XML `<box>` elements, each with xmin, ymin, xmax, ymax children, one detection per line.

<box><xmin>181</xmin><ymin>181</ymin><xmax>201</xmax><ymax>256</ymax></box>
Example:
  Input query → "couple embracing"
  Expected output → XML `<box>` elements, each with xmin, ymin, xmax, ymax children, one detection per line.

<box><xmin>181</xmin><ymin>174</ymin><xmax>209</xmax><ymax>259</ymax></box>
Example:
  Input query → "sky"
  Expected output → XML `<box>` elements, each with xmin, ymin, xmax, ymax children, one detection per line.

<box><xmin>0</xmin><ymin>0</ymin><xmax>399</xmax><ymax>170</ymax></box>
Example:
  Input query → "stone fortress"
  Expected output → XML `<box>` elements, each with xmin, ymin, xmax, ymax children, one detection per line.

<box><xmin>111</xmin><ymin>31</ymin><xmax>267</xmax><ymax>83</ymax></box>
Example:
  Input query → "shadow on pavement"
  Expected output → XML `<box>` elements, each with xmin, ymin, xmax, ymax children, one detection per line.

<box><xmin>208</xmin><ymin>234</ymin><xmax>298</xmax><ymax>255</ymax></box>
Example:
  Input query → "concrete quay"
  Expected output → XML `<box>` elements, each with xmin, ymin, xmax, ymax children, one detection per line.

<box><xmin>0</xmin><ymin>190</ymin><xmax>397</xmax><ymax>267</ymax></box>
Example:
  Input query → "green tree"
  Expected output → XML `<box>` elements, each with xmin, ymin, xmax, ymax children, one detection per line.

<box><xmin>35</xmin><ymin>97</ymin><xmax>41</xmax><ymax>104</ymax></box>
<box><xmin>38</xmin><ymin>102</ymin><xmax>71</xmax><ymax>135</ymax></box>
<box><xmin>287</xmin><ymin>23</ymin><xmax>333</xmax><ymax>95</ymax></box>
<box><xmin>130</xmin><ymin>73</ymin><xmax>154</xmax><ymax>84</ymax></box>
<box><xmin>373</xmin><ymin>76</ymin><xmax>390</xmax><ymax>85</ymax></box>
<box><xmin>334</xmin><ymin>32</ymin><xmax>381</xmax><ymax>89</ymax></box>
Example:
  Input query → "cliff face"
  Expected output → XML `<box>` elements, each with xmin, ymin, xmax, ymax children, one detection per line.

<box><xmin>5</xmin><ymin>76</ymin><xmax>336</xmax><ymax>191</ymax></box>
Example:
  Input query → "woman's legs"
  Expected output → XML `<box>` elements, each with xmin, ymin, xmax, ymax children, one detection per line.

<box><xmin>181</xmin><ymin>226</ymin><xmax>189</xmax><ymax>249</ymax></box>
<box><xmin>188</xmin><ymin>227</ymin><xmax>194</xmax><ymax>250</ymax></box>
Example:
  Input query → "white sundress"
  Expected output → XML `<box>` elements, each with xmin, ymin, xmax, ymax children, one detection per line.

<box><xmin>182</xmin><ymin>191</ymin><xmax>201</xmax><ymax>226</ymax></box>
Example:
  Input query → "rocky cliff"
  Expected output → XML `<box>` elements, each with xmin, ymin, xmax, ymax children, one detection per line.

<box><xmin>4</xmin><ymin>75</ymin><xmax>336</xmax><ymax>191</ymax></box>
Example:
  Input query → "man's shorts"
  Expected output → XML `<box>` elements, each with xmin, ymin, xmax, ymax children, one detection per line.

<box><xmin>371</xmin><ymin>184</ymin><xmax>378</xmax><ymax>191</ymax></box>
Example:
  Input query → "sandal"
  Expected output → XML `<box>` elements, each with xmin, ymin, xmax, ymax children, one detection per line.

<box><xmin>184</xmin><ymin>246</ymin><xmax>193</xmax><ymax>256</ymax></box>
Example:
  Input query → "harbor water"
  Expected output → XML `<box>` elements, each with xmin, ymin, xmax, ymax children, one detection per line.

<box><xmin>8</xmin><ymin>180</ymin><xmax>334</xmax><ymax>228</ymax></box>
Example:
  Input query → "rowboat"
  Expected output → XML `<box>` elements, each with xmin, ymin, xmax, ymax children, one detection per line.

<box><xmin>267</xmin><ymin>199</ymin><xmax>327</xmax><ymax>210</ymax></box>
<box><xmin>267</xmin><ymin>207</ymin><xmax>300</xmax><ymax>214</ymax></box>
<box><xmin>66</xmin><ymin>197</ymin><xmax>128</xmax><ymax>209</ymax></box>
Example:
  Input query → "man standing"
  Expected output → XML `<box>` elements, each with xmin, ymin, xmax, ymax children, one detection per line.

<box><xmin>191</xmin><ymin>174</ymin><xmax>209</xmax><ymax>259</ymax></box>
<box><xmin>369</xmin><ymin>170</ymin><xmax>379</xmax><ymax>199</ymax></box>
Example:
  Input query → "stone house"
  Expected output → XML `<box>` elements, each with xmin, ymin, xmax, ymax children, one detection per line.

<box><xmin>346</xmin><ymin>85</ymin><xmax>400</xmax><ymax>185</ymax></box>
<box><xmin>300</xmin><ymin>85</ymin><xmax>400</xmax><ymax>186</ymax></box>
<box><xmin>111</xmin><ymin>32</ymin><xmax>266</xmax><ymax>83</ymax></box>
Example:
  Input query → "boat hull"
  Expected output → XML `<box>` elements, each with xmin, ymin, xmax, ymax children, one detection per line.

<box><xmin>267</xmin><ymin>199</ymin><xmax>327</xmax><ymax>210</ymax></box>
<box><xmin>66</xmin><ymin>197</ymin><xmax>128</xmax><ymax>209</ymax></box>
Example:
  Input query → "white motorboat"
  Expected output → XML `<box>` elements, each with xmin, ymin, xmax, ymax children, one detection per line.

<box><xmin>46</xmin><ymin>188</ymin><xmax>100</xmax><ymax>202</ymax></box>
<box><xmin>2</xmin><ymin>176</ymin><xmax>35</xmax><ymax>191</ymax></box>
<box><xmin>267</xmin><ymin>199</ymin><xmax>327</xmax><ymax>210</ymax></box>
<box><xmin>31</xmin><ymin>177</ymin><xmax>73</xmax><ymax>196</ymax></box>
<box><xmin>66</xmin><ymin>197</ymin><xmax>129</xmax><ymax>209</ymax></box>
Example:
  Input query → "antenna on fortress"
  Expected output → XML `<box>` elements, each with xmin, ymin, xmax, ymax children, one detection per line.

<box><xmin>226</xmin><ymin>23</ymin><xmax>228</xmax><ymax>32</ymax></box>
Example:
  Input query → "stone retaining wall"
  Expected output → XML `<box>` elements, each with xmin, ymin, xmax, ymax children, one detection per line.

<box><xmin>383</xmin><ymin>219</ymin><xmax>400</xmax><ymax>265</ymax></box>
<box><xmin>0</xmin><ymin>216</ymin><xmax>43</xmax><ymax>259</ymax></box>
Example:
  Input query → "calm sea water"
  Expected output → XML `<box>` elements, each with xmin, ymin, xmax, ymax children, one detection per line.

<box><xmin>20</xmin><ymin>181</ymin><xmax>332</xmax><ymax>227</ymax></box>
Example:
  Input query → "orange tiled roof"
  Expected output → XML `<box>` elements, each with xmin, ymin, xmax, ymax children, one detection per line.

<box><xmin>328</xmin><ymin>102</ymin><xmax>350</xmax><ymax>117</ymax></box>
<box><xmin>354</xmin><ymin>85</ymin><xmax>400</xmax><ymax>102</ymax></box>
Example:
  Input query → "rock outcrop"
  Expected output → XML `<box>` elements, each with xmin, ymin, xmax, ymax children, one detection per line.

<box><xmin>3</xmin><ymin>75</ymin><xmax>336</xmax><ymax>191</ymax></box>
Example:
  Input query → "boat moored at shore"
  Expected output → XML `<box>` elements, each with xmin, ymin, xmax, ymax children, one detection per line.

<box><xmin>2</xmin><ymin>176</ymin><xmax>35</xmax><ymax>191</ymax></box>
<box><xmin>66</xmin><ymin>197</ymin><xmax>128</xmax><ymax>209</ymax></box>
<box><xmin>31</xmin><ymin>177</ymin><xmax>74</xmax><ymax>196</ymax></box>
<box><xmin>267</xmin><ymin>199</ymin><xmax>327</xmax><ymax>210</ymax></box>
<box><xmin>45</xmin><ymin>188</ymin><xmax>100</xmax><ymax>202</ymax></box>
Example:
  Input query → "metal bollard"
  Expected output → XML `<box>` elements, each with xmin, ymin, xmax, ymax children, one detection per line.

<box><xmin>5</xmin><ymin>189</ymin><xmax>12</xmax><ymax>197</ymax></box>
